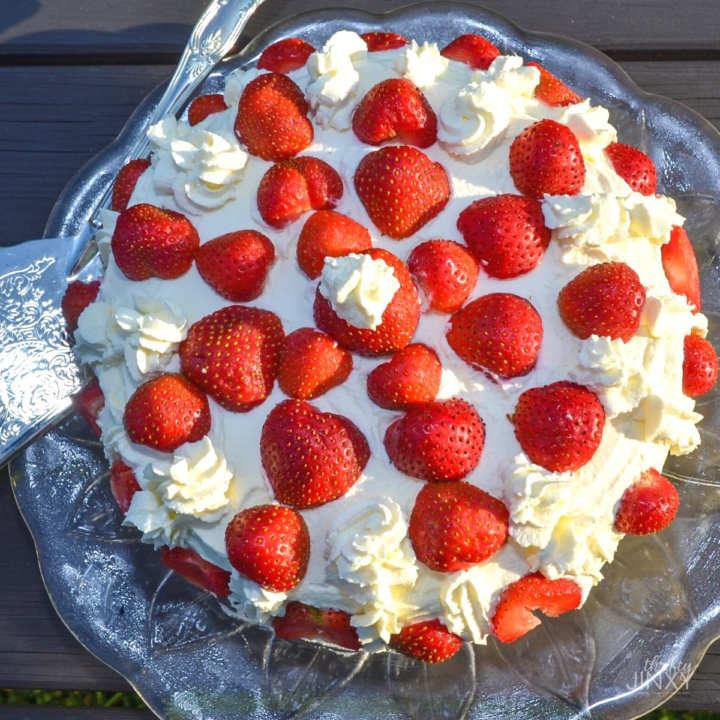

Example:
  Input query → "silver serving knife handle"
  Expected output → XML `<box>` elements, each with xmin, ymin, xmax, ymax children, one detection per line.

<box><xmin>0</xmin><ymin>0</ymin><xmax>264</xmax><ymax>468</ymax></box>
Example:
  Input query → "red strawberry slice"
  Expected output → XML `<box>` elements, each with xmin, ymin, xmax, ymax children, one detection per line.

<box><xmin>187</xmin><ymin>93</ymin><xmax>228</xmax><ymax>126</ymax></box>
<box><xmin>558</xmin><ymin>262</ymin><xmax>646</xmax><ymax>342</ymax></box>
<box><xmin>511</xmin><ymin>381</ymin><xmax>605</xmax><ymax>472</ymax></box>
<box><xmin>111</xmin><ymin>158</ymin><xmax>151</xmax><ymax>212</ymax></box>
<box><xmin>123</xmin><ymin>373</ymin><xmax>211</xmax><ymax>453</ymax></box>
<box><xmin>447</xmin><ymin>293</ymin><xmax>543</xmax><ymax>380</ymax></box>
<box><xmin>492</xmin><ymin>573</ymin><xmax>582</xmax><ymax>643</ymax></box>
<box><xmin>234</xmin><ymin>72</ymin><xmax>313</xmax><ymax>162</ymax></box>
<box><xmin>385</xmin><ymin>398</ymin><xmax>485</xmax><ymax>483</ymax></box>
<box><xmin>354</xmin><ymin>145</ymin><xmax>450</xmax><ymax>240</ymax></box>
<box><xmin>661</xmin><ymin>226</ymin><xmax>702</xmax><ymax>311</ymax></box>
<box><xmin>407</xmin><ymin>240</ymin><xmax>478</xmax><ymax>313</ymax></box>
<box><xmin>367</xmin><ymin>343</ymin><xmax>442</xmax><ymax>410</ymax></box>
<box><xmin>509</xmin><ymin>119</ymin><xmax>586</xmax><ymax>198</ymax></box>
<box><xmin>440</xmin><ymin>34</ymin><xmax>500</xmax><ymax>70</ymax></box>
<box><xmin>260</xmin><ymin>399</ymin><xmax>370</xmax><ymax>509</ymax></box>
<box><xmin>257</xmin><ymin>156</ymin><xmax>343</xmax><ymax>229</ymax></box>
<box><xmin>160</xmin><ymin>546</ymin><xmax>231</xmax><ymax>598</ymax></box>
<box><xmin>352</xmin><ymin>78</ymin><xmax>438</xmax><ymax>149</ymax></box>
<box><xmin>409</xmin><ymin>481</ymin><xmax>508</xmax><ymax>572</ymax></box>
<box><xmin>196</xmin><ymin>230</ymin><xmax>275</xmax><ymax>302</ymax></box>
<box><xmin>297</xmin><ymin>210</ymin><xmax>372</xmax><ymax>280</ymax></box>
<box><xmin>258</xmin><ymin>37</ymin><xmax>316</xmax><ymax>74</ymax></box>
<box><xmin>111</xmin><ymin>203</ymin><xmax>200</xmax><ymax>281</ymax></box>
<box><xmin>526</xmin><ymin>63</ymin><xmax>582</xmax><ymax>107</ymax></box>
<box><xmin>360</xmin><ymin>32</ymin><xmax>409</xmax><ymax>52</ymax></box>
<box><xmin>278</xmin><ymin>327</ymin><xmax>353</xmax><ymax>400</ymax></box>
<box><xmin>180</xmin><ymin>306</ymin><xmax>284</xmax><ymax>413</ymax></box>
<box><xmin>225</xmin><ymin>504</ymin><xmax>310</xmax><ymax>592</ymax></box>
<box><xmin>61</xmin><ymin>279</ymin><xmax>101</xmax><ymax>335</ymax></box>
<box><xmin>683</xmin><ymin>334</ymin><xmax>719</xmax><ymax>396</ymax></box>
<box><xmin>389</xmin><ymin>619</ymin><xmax>463</xmax><ymax>663</ymax></box>
<box><xmin>72</xmin><ymin>376</ymin><xmax>105</xmax><ymax>436</ymax></box>
<box><xmin>457</xmin><ymin>194</ymin><xmax>551</xmax><ymax>279</ymax></box>
<box><xmin>313</xmin><ymin>247</ymin><xmax>420</xmax><ymax>356</ymax></box>
<box><xmin>614</xmin><ymin>468</ymin><xmax>680</xmax><ymax>536</ymax></box>
<box><xmin>604</xmin><ymin>141</ymin><xmax>657</xmax><ymax>196</ymax></box>
<box><xmin>109</xmin><ymin>458</ymin><xmax>141</xmax><ymax>514</ymax></box>
<box><xmin>273</xmin><ymin>601</ymin><xmax>361</xmax><ymax>650</ymax></box>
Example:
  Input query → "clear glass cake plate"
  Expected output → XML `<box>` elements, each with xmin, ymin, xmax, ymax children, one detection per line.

<box><xmin>9</xmin><ymin>3</ymin><xmax>720</xmax><ymax>719</ymax></box>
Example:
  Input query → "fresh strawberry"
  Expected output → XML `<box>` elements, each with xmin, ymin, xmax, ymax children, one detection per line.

<box><xmin>385</xmin><ymin>398</ymin><xmax>485</xmax><ymax>482</ymax></box>
<box><xmin>187</xmin><ymin>93</ymin><xmax>228</xmax><ymax>126</ymax></box>
<box><xmin>278</xmin><ymin>327</ymin><xmax>353</xmax><ymax>400</ymax></box>
<box><xmin>111</xmin><ymin>203</ymin><xmax>199</xmax><ymax>281</ymax></box>
<box><xmin>297</xmin><ymin>210</ymin><xmax>372</xmax><ymax>279</ymax></box>
<box><xmin>257</xmin><ymin>156</ymin><xmax>343</xmax><ymax>229</ymax></box>
<box><xmin>314</xmin><ymin>248</ymin><xmax>420</xmax><ymax>356</ymax></box>
<box><xmin>457</xmin><ymin>194</ymin><xmax>551</xmax><ymax>279</ymax></box>
<box><xmin>614</xmin><ymin>468</ymin><xmax>680</xmax><ymax>536</ymax></box>
<box><xmin>160</xmin><ymin>546</ymin><xmax>231</xmax><ymax>598</ymax></box>
<box><xmin>604</xmin><ymin>141</ymin><xmax>657</xmax><ymax>196</ymax></box>
<box><xmin>407</xmin><ymin>240</ymin><xmax>478</xmax><ymax>313</ymax></box>
<box><xmin>409</xmin><ymin>481</ymin><xmax>508</xmax><ymax>572</ymax></box>
<box><xmin>225</xmin><ymin>504</ymin><xmax>310</xmax><ymax>592</ymax></box>
<box><xmin>234</xmin><ymin>72</ymin><xmax>313</xmax><ymax>161</ymax></box>
<box><xmin>273</xmin><ymin>601</ymin><xmax>361</xmax><ymax>651</ymax></box>
<box><xmin>258</xmin><ymin>37</ymin><xmax>316</xmax><ymax>73</ymax></box>
<box><xmin>196</xmin><ymin>230</ymin><xmax>275</xmax><ymax>302</ymax></box>
<box><xmin>367</xmin><ymin>343</ymin><xmax>442</xmax><ymax>410</ymax></box>
<box><xmin>683</xmin><ymin>334</ymin><xmax>719</xmax><ymax>396</ymax></box>
<box><xmin>111</xmin><ymin>158</ymin><xmax>151</xmax><ymax>212</ymax></box>
<box><xmin>491</xmin><ymin>573</ymin><xmax>582</xmax><ymax>643</ymax></box>
<box><xmin>109</xmin><ymin>458</ymin><xmax>141</xmax><ymax>514</ymax></box>
<box><xmin>123</xmin><ymin>373</ymin><xmax>211</xmax><ymax>453</ymax></box>
<box><xmin>180</xmin><ymin>306</ymin><xmax>284</xmax><ymax>413</ymax></box>
<box><xmin>61</xmin><ymin>279</ymin><xmax>101</xmax><ymax>334</ymax></box>
<box><xmin>440</xmin><ymin>33</ymin><xmax>500</xmax><ymax>70</ymax></box>
<box><xmin>360</xmin><ymin>31</ymin><xmax>409</xmax><ymax>52</ymax></box>
<box><xmin>511</xmin><ymin>381</ymin><xmax>605</xmax><ymax>472</ymax></box>
<box><xmin>526</xmin><ymin>62</ymin><xmax>581</xmax><ymax>107</ymax></box>
<box><xmin>558</xmin><ymin>262</ymin><xmax>646</xmax><ymax>342</ymax></box>
<box><xmin>389</xmin><ymin>619</ymin><xmax>463</xmax><ymax>663</ymax></box>
<box><xmin>661</xmin><ymin>226</ymin><xmax>702</xmax><ymax>311</ymax></box>
<box><xmin>354</xmin><ymin>145</ymin><xmax>450</xmax><ymax>239</ymax></box>
<box><xmin>71</xmin><ymin>376</ymin><xmax>105</xmax><ymax>436</ymax></box>
<box><xmin>447</xmin><ymin>294</ymin><xmax>543</xmax><ymax>380</ymax></box>
<box><xmin>509</xmin><ymin>119</ymin><xmax>586</xmax><ymax>198</ymax></box>
<box><xmin>260</xmin><ymin>399</ymin><xmax>370</xmax><ymax>509</ymax></box>
<box><xmin>352</xmin><ymin>79</ymin><xmax>438</xmax><ymax>148</ymax></box>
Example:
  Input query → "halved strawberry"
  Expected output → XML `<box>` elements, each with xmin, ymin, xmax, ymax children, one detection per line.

<box><xmin>111</xmin><ymin>158</ymin><xmax>151</xmax><ymax>212</ymax></box>
<box><xmin>526</xmin><ymin>62</ymin><xmax>581</xmax><ymax>107</ymax></box>
<box><xmin>367</xmin><ymin>343</ymin><xmax>442</xmax><ymax>410</ymax></box>
<box><xmin>258</xmin><ymin>38</ymin><xmax>316</xmax><ymax>74</ymax></box>
<box><xmin>160</xmin><ymin>546</ymin><xmax>231</xmax><ymax>598</ymax></box>
<box><xmin>180</xmin><ymin>306</ymin><xmax>284</xmax><ymax>413</ymax></box>
<box><xmin>71</xmin><ymin>376</ymin><xmax>105</xmax><ymax>436</ymax></box>
<box><xmin>196</xmin><ymin>230</ymin><xmax>275</xmax><ymax>302</ymax></box>
<box><xmin>109</xmin><ymin>458</ymin><xmax>141</xmax><ymax>514</ymax></box>
<box><xmin>389</xmin><ymin>619</ymin><xmax>463</xmax><ymax>663</ymax></box>
<box><xmin>604</xmin><ymin>141</ymin><xmax>657</xmax><ymax>196</ymax></box>
<box><xmin>661</xmin><ymin>226</ymin><xmax>702</xmax><ymax>311</ymax></box>
<box><xmin>278</xmin><ymin>327</ymin><xmax>353</xmax><ymax>400</ymax></box>
<box><xmin>360</xmin><ymin>31</ymin><xmax>409</xmax><ymax>52</ymax></box>
<box><xmin>409</xmin><ymin>481</ymin><xmax>508</xmax><ymax>572</ymax></box>
<box><xmin>187</xmin><ymin>93</ymin><xmax>228</xmax><ymax>126</ymax></box>
<box><xmin>509</xmin><ymin>119</ymin><xmax>586</xmax><ymax>198</ymax></box>
<box><xmin>558</xmin><ymin>262</ymin><xmax>646</xmax><ymax>342</ymax></box>
<box><xmin>614</xmin><ymin>468</ymin><xmax>680</xmax><ymax>536</ymax></box>
<box><xmin>511</xmin><ymin>381</ymin><xmax>605</xmax><ymax>473</ymax></box>
<box><xmin>260</xmin><ymin>399</ymin><xmax>369</xmax><ymax>509</ymax></box>
<box><xmin>61</xmin><ymin>279</ymin><xmax>101</xmax><ymax>335</ymax></box>
<box><xmin>123</xmin><ymin>373</ymin><xmax>211</xmax><ymax>453</ymax></box>
<box><xmin>440</xmin><ymin>33</ymin><xmax>500</xmax><ymax>70</ymax></box>
<box><xmin>683</xmin><ymin>334</ymin><xmax>719</xmax><ymax>396</ymax></box>
<box><xmin>407</xmin><ymin>240</ymin><xmax>478</xmax><ymax>313</ymax></box>
<box><xmin>273</xmin><ymin>601</ymin><xmax>361</xmax><ymax>651</ymax></box>
<box><xmin>234</xmin><ymin>72</ymin><xmax>313</xmax><ymax>161</ymax></box>
<box><xmin>492</xmin><ymin>573</ymin><xmax>582</xmax><ymax>643</ymax></box>
<box><xmin>225</xmin><ymin>504</ymin><xmax>310</xmax><ymax>592</ymax></box>
<box><xmin>354</xmin><ymin>145</ymin><xmax>450</xmax><ymax>240</ymax></box>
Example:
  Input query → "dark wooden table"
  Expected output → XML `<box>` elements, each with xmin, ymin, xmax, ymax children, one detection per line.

<box><xmin>1</xmin><ymin>0</ymin><xmax>720</xmax><ymax>716</ymax></box>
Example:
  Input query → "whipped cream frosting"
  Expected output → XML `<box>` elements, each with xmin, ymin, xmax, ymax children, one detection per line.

<box><xmin>395</xmin><ymin>40</ymin><xmax>449</xmax><ymax>89</ymax></box>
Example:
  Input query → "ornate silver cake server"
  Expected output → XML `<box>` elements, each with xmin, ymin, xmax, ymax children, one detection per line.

<box><xmin>0</xmin><ymin>0</ymin><xmax>265</xmax><ymax>467</ymax></box>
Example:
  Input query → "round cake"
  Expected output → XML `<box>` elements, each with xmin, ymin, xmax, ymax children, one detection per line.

<box><xmin>65</xmin><ymin>29</ymin><xmax>718</xmax><ymax>661</ymax></box>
